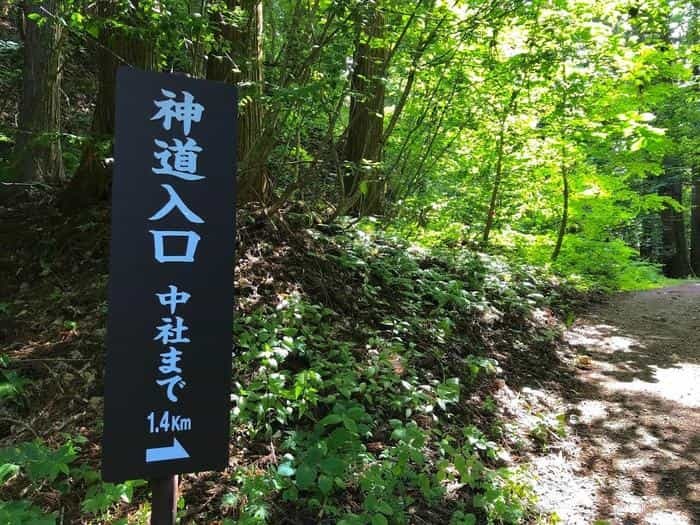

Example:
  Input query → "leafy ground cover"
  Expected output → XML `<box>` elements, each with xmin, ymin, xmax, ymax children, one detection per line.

<box><xmin>0</xmin><ymin>193</ymin><xmax>591</xmax><ymax>524</ymax></box>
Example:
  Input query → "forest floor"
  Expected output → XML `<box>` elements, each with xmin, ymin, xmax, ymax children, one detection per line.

<box><xmin>533</xmin><ymin>283</ymin><xmax>700</xmax><ymax>524</ymax></box>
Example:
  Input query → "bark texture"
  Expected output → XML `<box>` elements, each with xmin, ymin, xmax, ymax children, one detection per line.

<box><xmin>207</xmin><ymin>0</ymin><xmax>267</xmax><ymax>204</ymax></box>
<box><xmin>60</xmin><ymin>1</ymin><xmax>154</xmax><ymax>210</ymax></box>
<box><xmin>15</xmin><ymin>0</ymin><xmax>64</xmax><ymax>183</ymax></box>
<box><xmin>659</xmin><ymin>164</ymin><xmax>691</xmax><ymax>277</ymax></box>
<box><xmin>690</xmin><ymin>168</ymin><xmax>700</xmax><ymax>274</ymax></box>
<box><xmin>344</xmin><ymin>7</ymin><xmax>386</xmax><ymax>215</ymax></box>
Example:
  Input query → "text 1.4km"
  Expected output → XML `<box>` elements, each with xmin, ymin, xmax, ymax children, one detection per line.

<box><xmin>147</xmin><ymin>411</ymin><xmax>192</xmax><ymax>433</ymax></box>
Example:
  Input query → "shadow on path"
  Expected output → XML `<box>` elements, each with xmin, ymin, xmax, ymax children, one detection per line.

<box><xmin>565</xmin><ymin>283</ymin><xmax>700</xmax><ymax>524</ymax></box>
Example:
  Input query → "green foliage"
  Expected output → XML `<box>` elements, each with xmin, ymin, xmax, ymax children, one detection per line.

<box><xmin>219</xmin><ymin>225</ymin><xmax>567</xmax><ymax>523</ymax></box>
<box><xmin>0</xmin><ymin>436</ymin><xmax>147</xmax><ymax>522</ymax></box>
<box><xmin>81</xmin><ymin>479</ymin><xmax>146</xmax><ymax>516</ymax></box>
<box><xmin>0</xmin><ymin>369</ymin><xmax>28</xmax><ymax>403</ymax></box>
<box><xmin>0</xmin><ymin>500</ymin><xmax>56</xmax><ymax>525</ymax></box>
<box><xmin>0</xmin><ymin>355</ymin><xmax>29</xmax><ymax>403</ymax></box>
<box><xmin>6</xmin><ymin>0</ymin><xmax>698</xmax><ymax>520</ymax></box>
<box><xmin>0</xmin><ymin>439</ymin><xmax>77</xmax><ymax>483</ymax></box>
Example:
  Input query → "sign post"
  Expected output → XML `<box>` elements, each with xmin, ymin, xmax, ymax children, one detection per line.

<box><xmin>150</xmin><ymin>475</ymin><xmax>178</xmax><ymax>524</ymax></box>
<box><xmin>102</xmin><ymin>67</ymin><xmax>237</xmax><ymax>523</ymax></box>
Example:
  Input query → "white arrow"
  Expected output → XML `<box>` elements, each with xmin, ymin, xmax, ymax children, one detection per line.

<box><xmin>145</xmin><ymin>438</ymin><xmax>190</xmax><ymax>463</ymax></box>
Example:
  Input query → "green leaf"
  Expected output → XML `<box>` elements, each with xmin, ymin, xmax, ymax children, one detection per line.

<box><xmin>0</xmin><ymin>499</ymin><xmax>56</xmax><ymax>524</ymax></box>
<box><xmin>342</xmin><ymin>416</ymin><xmax>358</xmax><ymax>433</ymax></box>
<box><xmin>0</xmin><ymin>463</ymin><xmax>19</xmax><ymax>484</ymax></box>
<box><xmin>81</xmin><ymin>479</ymin><xmax>146</xmax><ymax>515</ymax></box>
<box><xmin>319</xmin><ymin>457</ymin><xmax>345</xmax><ymax>477</ymax></box>
<box><xmin>630</xmin><ymin>137</ymin><xmax>645</xmax><ymax>152</ymax></box>
<box><xmin>376</xmin><ymin>501</ymin><xmax>393</xmax><ymax>515</ymax></box>
<box><xmin>319</xmin><ymin>414</ymin><xmax>342</xmax><ymax>427</ymax></box>
<box><xmin>221</xmin><ymin>492</ymin><xmax>238</xmax><ymax>509</ymax></box>
<box><xmin>371</xmin><ymin>514</ymin><xmax>388</xmax><ymax>525</ymax></box>
<box><xmin>295</xmin><ymin>463</ymin><xmax>316</xmax><ymax>490</ymax></box>
<box><xmin>436</xmin><ymin>378</ymin><xmax>460</xmax><ymax>407</ymax></box>
<box><xmin>318</xmin><ymin>474</ymin><xmax>333</xmax><ymax>495</ymax></box>
<box><xmin>454</xmin><ymin>513</ymin><xmax>476</xmax><ymax>525</ymax></box>
<box><xmin>338</xmin><ymin>514</ymin><xmax>365</xmax><ymax>525</ymax></box>
<box><xmin>0</xmin><ymin>440</ymin><xmax>77</xmax><ymax>483</ymax></box>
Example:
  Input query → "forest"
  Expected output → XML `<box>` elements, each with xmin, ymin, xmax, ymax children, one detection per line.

<box><xmin>0</xmin><ymin>0</ymin><xmax>698</xmax><ymax>524</ymax></box>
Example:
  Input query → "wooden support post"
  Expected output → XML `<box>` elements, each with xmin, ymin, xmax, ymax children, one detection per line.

<box><xmin>150</xmin><ymin>475</ymin><xmax>178</xmax><ymax>525</ymax></box>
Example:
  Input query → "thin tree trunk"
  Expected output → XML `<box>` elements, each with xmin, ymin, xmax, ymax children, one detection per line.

<box><xmin>482</xmin><ymin>88</ymin><xmax>519</xmax><ymax>246</ymax></box>
<box><xmin>60</xmin><ymin>1</ymin><xmax>154</xmax><ymax>210</ymax></box>
<box><xmin>237</xmin><ymin>0</ymin><xmax>266</xmax><ymax>204</ymax></box>
<box><xmin>551</xmin><ymin>153</ymin><xmax>569</xmax><ymax>261</ymax></box>
<box><xmin>15</xmin><ymin>0</ymin><xmax>64</xmax><ymax>183</ymax></box>
<box><xmin>482</xmin><ymin>117</ymin><xmax>508</xmax><ymax>245</ymax></box>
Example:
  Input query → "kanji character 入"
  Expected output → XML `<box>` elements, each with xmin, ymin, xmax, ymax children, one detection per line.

<box><xmin>150</xmin><ymin>184</ymin><xmax>204</xmax><ymax>224</ymax></box>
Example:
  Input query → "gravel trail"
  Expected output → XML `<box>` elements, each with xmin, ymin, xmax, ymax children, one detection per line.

<box><xmin>537</xmin><ymin>283</ymin><xmax>700</xmax><ymax>524</ymax></box>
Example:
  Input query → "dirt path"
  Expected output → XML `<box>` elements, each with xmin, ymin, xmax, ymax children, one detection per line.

<box><xmin>543</xmin><ymin>283</ymin><xmax>700</xmax><ymax>524</ymax></box>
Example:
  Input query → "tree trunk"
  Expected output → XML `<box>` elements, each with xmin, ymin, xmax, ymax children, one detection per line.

<box><xmin>208</xmin><ymin>0</ymin><xmax>267</xmax><ymax>205</ymax></box>
<box><xmin>343</xmin><ymin>7</ymin><xmax>386</xmax><ymax>216</ymax></box>
<box><xmin>481</xmin><ymin>89</ymin><xmax>519</xmax><ymax>246</ymax></box>
<box><xmin>482</xmin><ymin>114</ymin><xmax>509</xmax><ymax>246</ymax></box>
<box><xmin>551</xmin><ymin>155</ymin><xmax>569</xmax><ymax>261</ymax></box>
<box><xmin>690</xmin><ymin>167</ymin><xmax>700</xmax><ymax>274</ymax></box>
<box><xmin>659</xmin><ymin>164</ymin><xmax>691</xmax><ymax>277</ymax></box>
<box><xmin>60</xmin><ymin>1</ymin><xmax>154</xmax><ymax>210</ymax></box>
<box><xmin>639</xmin><ymin>213</ymin><xmax>658</xmax><ymax>260</ymax></box>
<box><xmin>15</xmin><ymin>0</ymin><xmax>64</xmax><ymax>183</ymax></box>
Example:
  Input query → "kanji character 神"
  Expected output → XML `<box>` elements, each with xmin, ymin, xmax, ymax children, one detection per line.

<box><xmin>150</xmin><ymin>184</ymin><xmax>204</xmax><ymax>224</ymax></box>
<box><xmin>151</xmin><ymin>89</ymin><xmax>204</xmax><ymax>136</ymax></box>
<box><xmin>156</xmin><ymin>285</ymin><xmax>191</xmax><ymax>315</ymax></box>
<box><xmin>152</xmin><ymin>138</ymin><xmax>204</xmax><ymax>181</ymax></box>
<box><xmin>154</xmin><ymin>316</ymin><xmax>190</xmax><ymax>345</ymax></box>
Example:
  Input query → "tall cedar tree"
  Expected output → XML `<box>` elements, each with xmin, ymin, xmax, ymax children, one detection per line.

<box><xmin>344</xmin><ymin>5</ymin><xmax>386</xmax><ymax>216</ymax></box>
<box><xmin>690</xmin><ymin>167</ymin><xmax>700</xmax><ymax>274</ymax></box>
<box><xmin>15</xmin><ymin>0</ymin><xmax>64</xmax><ymax>183</ymax></box>
<box><xmin>207</xmin><ymin>0</ymin><xmax>267</xmax><ymax>205</ymax></box>
<box><xmin>659</xmin><ymin>160</ymin><xmax>692</xmax><ymax>277</ymax></box>
<box><xmin>60</xmin><ymin>0</ymin><xmax>154</xmax><ymax>210</ymax></box>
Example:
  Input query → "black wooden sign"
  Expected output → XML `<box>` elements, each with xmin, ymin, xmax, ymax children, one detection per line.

<box><xmin>103</xmin><ymin>67</ymin><xmax>236</xmax><ymax>482</ymax></box>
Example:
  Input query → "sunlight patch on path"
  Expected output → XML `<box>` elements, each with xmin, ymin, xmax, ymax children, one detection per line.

<box><xmin>594</xmin><ymin>363</ymin><xmax>700</xmax><ymax>408</ymax></box>
<box><xmin>530</xmin><ymin>453</ymin><xmax>598</xmax><ymax>525</ymax></box>
<box><xmin>645</xmin><ymin>510</ymin><xmax>693</xmax><ymax>525</ymax></box>
<box><xmin>566</xmin><ymin>322</ymin><xmax>700</xmax><ymax>407</ymax></box>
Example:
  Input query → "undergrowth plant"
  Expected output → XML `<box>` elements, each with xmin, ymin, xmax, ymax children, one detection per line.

<box><xmin>222</xmin><ymin>227</ymin><xmax>564</xmax><ymax>523</ymax></box>
<box><xmin>0</xmin><ymin>437</ymin><xmax>146</xmax><ymax>524</ymax></box>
